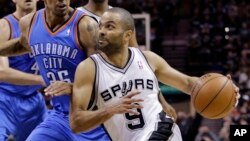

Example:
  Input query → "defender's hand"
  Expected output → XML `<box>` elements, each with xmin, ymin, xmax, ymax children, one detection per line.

<box><xmin>44</xmin><ymin>81</ymin><xmax>72</xmax><ymax>96</ymax></box>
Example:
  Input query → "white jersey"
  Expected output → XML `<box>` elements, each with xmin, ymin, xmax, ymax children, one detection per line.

<box><xmin>77</xmin><ymin>6</ymin><xmax>112</xmax><ymax>22</ymax></box>
<box><xmin>90</xmin><ymin>48</ymin><xmax>181</xmax><ymax>141</ymax></box>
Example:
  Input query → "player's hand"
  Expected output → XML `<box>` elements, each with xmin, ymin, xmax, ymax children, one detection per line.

<box><xmin>44</xmin><ymin>81</ymin><xmax>72</xmax><ymax>96</ymax></box>
<box><xmin>233</xmin><ymin>84</ymin><xmax>240</xmax><ymax>107</ymax></box>
<box><xmin>163</xmin><ymin>102</ymin><xmax>177</xmax><ymax>122</ymax></box>
<box><xmin>226</xmin><ymin>75</ymin><xmax>240</xmax><ymax>107</ymax></box>
<box><xmin>105</xmin><ymin>90</ymin><xmax>144</xmax><ymax>115</ymax></box>
<box><xmin>37</xmin><ymin>86</ymin><xmax>52</xmax><ymax>99</ymax></box>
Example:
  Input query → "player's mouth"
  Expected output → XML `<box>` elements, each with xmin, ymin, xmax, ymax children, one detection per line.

<box><xmin>98</xmin><ymin>40</ymin><xmax>106</xmax><ymax>45</ymax></box>
<box><xmin>57</xmin><ymin>3</ymin><xmax>67</xmax><ymax>11</ymax></box>
<box><xmin>99</xmin><ymin>38</ymin><xmax>110</xmax><ymax>46</ymax></box>
<box><xmin>25</xmin><ymin>0</ymin><xmax>33</xmax><ymax>4</ymax></box>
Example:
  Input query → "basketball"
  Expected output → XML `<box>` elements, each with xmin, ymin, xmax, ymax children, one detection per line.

<box><xmin>191</xmin><ymin>73</ymin><xmax>236</xmax><ymax>119</ymax></box>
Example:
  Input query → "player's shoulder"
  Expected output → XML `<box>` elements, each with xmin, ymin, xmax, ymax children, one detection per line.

<box><xmin>78</xmin><ymin>57</ymin><xmax>95</xmax><ymax>69</ymax></box>
<box><xmin>127</xmin><ymin>48</ymin><xmax>154</xmax><ymax>64</ymax></box>
<box><xmin>77</xmin><ymin>6</ymin><xmax>86</xmax><ymax>12</ymax></box>
<box><xmin>0</xmin><ymin>17</ymin><xmax>9</xmax><ymax>29</ymax></box>
<box><xmin>78</xmin><ymin>15</ymin><xmax>98</xmax><ymax>32</ymax></box>
<box><xmin>78</xmin><ymin>14</ymin><xmax>98</xmax><ymax>25</ymax></box>
<box><xmin>0</xmin><ymin>17</ymin><xmax>11</xmax><ymax>40</ymax></box>
<box><xmin>128</xmin><ymin>47</ymin><xmax>157</xmax><ymax>60</ymax></box>
<box><xmin>141</xmin><ymin>50</ymin><xmax>159</xmax><ymax>59</ymax></box>
<box><xmin>19</xmin><ymin>12</ymin><xmax>36</xmax><ymax>28</ymax></box>
<box><xmin>142</xmin><ymin>50</ymin><xmax>163</xmax><ymax>68</ymax></box>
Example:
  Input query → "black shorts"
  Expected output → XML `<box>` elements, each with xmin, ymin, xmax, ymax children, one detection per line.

<box><xmin>148</xmin><ymin>111</ymin><xmax>174</xmax><ymax>141</ymax></box>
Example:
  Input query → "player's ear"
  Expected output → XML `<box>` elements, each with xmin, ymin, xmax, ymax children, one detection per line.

<box><xmin>124</xmin><ymin>30</ymin><xmax>133</xmax><ymax>41</ymax></box>
<box><xmin>12</xmin><ymin>0</ymin><xmax>17</xmax><ymax>4</ymax></box>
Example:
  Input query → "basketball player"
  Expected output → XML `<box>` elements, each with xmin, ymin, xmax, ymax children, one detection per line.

<box><xmin>70</xmin><ymin>8</ymin><xmax>240</xmax><ymax>141</ymax></box>
<box><xmin>0</xmin><ymin>0</ymin><xmax>109</xmax><ymax>140</ymax></box>
<box><xmin>0</xmin><ymin>0</ymin><xmax>47</xmax><ymax>140</ymax></box>
<box><xmin>78</xmin><ymin>0</ymin><xmax>138</xmax><ymax>47</ymax></box>
<box><xmin>78</xmin><ymin>0</ymin><xmax>110</xmax><ymax>22</ymax></box>
<box><xmin>78</xmin><ymin>0</ymin><xmax>178</xmax><ymax>120</ymax></box>
<box><xmin>44</xmin><ymin>0</ymin><xmax>138</xmax><ymax>97</ymax></box>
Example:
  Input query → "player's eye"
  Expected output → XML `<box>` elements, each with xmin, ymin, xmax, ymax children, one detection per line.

<box><xmin>107</xmin><ymin>24</ymin><xmax>115</xmax><ymax>30</ymax></box>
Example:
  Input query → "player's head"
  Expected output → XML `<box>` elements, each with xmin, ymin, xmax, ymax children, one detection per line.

<box><xmin>98</xmin><ymin>7</ymin><xmax>135</xmax><ymax>55</ymax></box>
<box><xmin>12</xmin><ymin>0</ymin><xmax>37</xmax><ymax>12</ymax></box>
<box><xmin>44</xmin><ymin>0</ymin><xmax>70</xmax><ymax>16</ymax></box>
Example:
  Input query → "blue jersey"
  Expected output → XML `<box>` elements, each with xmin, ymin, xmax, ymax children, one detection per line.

<box><xmin>29</xmin><ymin>9</ymin><xmax>87</xmax><ymax>113</ymax></box>
<box><xmin>0</xmin><ymin>14</ymin><xmax>41</xmax><ymax>96</ymax></box>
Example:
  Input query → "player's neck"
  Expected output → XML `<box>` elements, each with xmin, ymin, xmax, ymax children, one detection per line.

<box><xmin>84</xmin><ymin>1</ymin><xmax>108</xmax><ymax>17</ymax></box>
<box><xmin>13</xmin><ymin>8</ymin><xmax>35</xmax><ymax>20</ymax></box>
<box><xmin>45</xmin><ymin>8</ymin><xmax>74</xmax><ymax>31</ymax></box>
<box><xmin>102</xmin><ymin>47</ymin><xmax>130</xmax><ymax>69</ymax></box>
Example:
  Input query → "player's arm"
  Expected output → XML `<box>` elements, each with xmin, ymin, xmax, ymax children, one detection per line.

<box><xmin>70</xmin><ymin>58</ymin><xmax>112</xmax><ymax>133</ymax></box>
<box><xmin>0</xmin><ymin>17</ymin><xmax>45</xmax><ymax>86</ymax></box>
<box><xmin>70</xmin><ymin>58</ymin><xmax>143</xmax><ymax>133</ymax></box>
<box><xmin>158</xmin><ymin>92</ymin><xmax>177</xmax><ymax>121</ymax></box>
<box><xmin>143</xmin><ymin>51</ymin><xmax>199</xmax><ymax>95</ymax></box>
<box><xmin>78</xmin><ymin>16</ymin><xmax>99</xmax><ymax>56</ymax></box>
<box><xmin>43</xmin><ymin>16</ymin><xmax>100</xmax><ymax>96</ymax></box>
<box><xmin>0</xmin><ymin>13</ymin><xmax>33</xmax><ymax>56</ymax></box>
<box><xmin>0</xmin><ymin>62</ymin><xmax>45</xmax><ymax>86</ymax></box>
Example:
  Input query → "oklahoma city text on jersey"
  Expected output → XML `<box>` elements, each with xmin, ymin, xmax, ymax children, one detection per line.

<box><xmin>30</xmin><ymin>43</ymin><xmax>79</xmax><ymax>69</ymax></box>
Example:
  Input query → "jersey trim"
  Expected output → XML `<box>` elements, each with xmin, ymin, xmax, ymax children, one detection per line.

<box><xmin>97</xmin><ymin>49</ymin><xmax>134</xmax><ymax>74</ymax></box>
<box><xmin>78</xmin><ymin>5</ymin><xmax>112</xmax><ymax>22</ymax></box>
<box><xmin>28</xmin><ymin>12</ymin><xmax>38</xmax><ymax>44</ymax></box>
<box><xmin>78</xmin><ymin>7</ymin><xmax>99</xmax><ymax>22</ymax></box>
<box><xmin>88</xmin><ymin>57</ymin><xmax>98</xmax><ymax>110</ymax></box>
<box><xmin>42</xmin><ymin>9</ymin><xmax>78</xmax><ymax>36</ymax></box>
<box><xmin>3</xmin><ymin>18</ymin><xmax>12</xmax><ymax>40</ymax></box>
<box><xmin>89</xmin><ymin>16</ymin><xmax>98</xmax><ymax>23</ymax></box>
<box><xmin>11</xmin><ymin>14</ymin><xmax>19</xmax><ymax>21</ymax></box>
<box><xmin>79</xmin><ymin>7</ymin><xmax>98</xmax><ymax>17</ymax></box>
<box><xmin>75</xmin><ymin>14</ymin><xmax>86</xmax><ymax>50</ymax></box>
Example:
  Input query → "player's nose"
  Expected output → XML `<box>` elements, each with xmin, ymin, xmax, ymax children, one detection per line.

<box><xmin>99</xmin><ymin>28</ymin><xmax>105</xmax><ymax>37</ymax></box>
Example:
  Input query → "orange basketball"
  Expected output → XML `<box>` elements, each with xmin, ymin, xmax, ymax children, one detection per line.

<box><xmin>191</xmin><ymin>73</ymin><xmax>236</xmax><ymax>119</ymax></box>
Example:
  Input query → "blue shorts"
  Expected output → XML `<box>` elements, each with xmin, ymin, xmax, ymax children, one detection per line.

<box><xmin>0</xmin><ymin>93</ymin><xmax>47</xmax><ymax>141</ymax></box>
<box><xmin>26</xmin><ymin>110</ymin><xmax>110</xmax><ymax>141</ymax></box>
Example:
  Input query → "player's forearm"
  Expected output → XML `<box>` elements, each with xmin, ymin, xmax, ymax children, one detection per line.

<box><xmin>0</xmin><ymin>68</ymin><xmax>44</xmax><ymax>86</ymax></box>
<box><xmin>0</xmin><ymin>38</ymin><xmax>29</xmax><ymax>56</ymax></box>
<box><xmin>185</xmin><ymin>76</ymin><xmax>199</xmax><ymax>95</ymax></box>
<box><xmin>70</xmin><ymin>108</ymin><xmax>112</xmax><ymax>133</ymax></box>
<box><xmin>159</xmin><ymin>93</ymin><xmax>170</xmax><ymax>110</ymax></box>
<box><xmin>175</xmin><ymin>76</ymin><xmax>199</xmax><ymax>95</ymax></box>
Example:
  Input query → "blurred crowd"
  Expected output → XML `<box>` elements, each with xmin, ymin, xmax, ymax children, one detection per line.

<box><xmin>0</xmin><ymin>0</ymin><xmax>250</xmax><ymax>141</ymax></box>
<box><xmin>186</xmin><ymin>0</ymin><xmax>250</xmax><ymax>141</ymax></box>
<box><xmin>188</xmin><ymin>0</ymin><xmax>250</xmax><ymax>79</ymax></box>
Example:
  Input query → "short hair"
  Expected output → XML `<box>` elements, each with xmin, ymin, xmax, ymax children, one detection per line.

<box><xmin>106</xmin><ymin>7</ymin><xmax>135</xmax><ymax>31</ymax></box>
